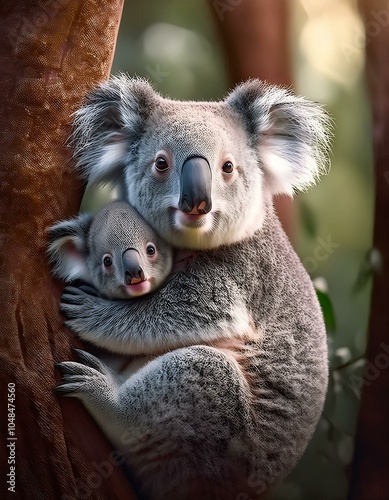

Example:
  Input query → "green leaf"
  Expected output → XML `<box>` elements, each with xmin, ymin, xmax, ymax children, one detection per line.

<box><xmin>300</xmin><ymin>199</ymin><xmax>317</xmax><ymax>238</ymax></box>
<box><xmin>316</xmin><ymin>290</ymin><xmax>336</xmax><ymax>333</ymax></box>
<box><xmin>353</xmin><ymin>248</ymin><xmax>382</xmax><ymax>293</ymax></box>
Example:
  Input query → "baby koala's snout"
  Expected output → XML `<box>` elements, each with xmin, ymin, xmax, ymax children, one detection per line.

<box><xmin>122</xmin><ymin>248</ymin><xmax>146</xmax><ymax>285</ymax></box>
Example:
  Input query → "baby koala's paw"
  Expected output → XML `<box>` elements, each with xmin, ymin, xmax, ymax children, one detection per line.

<box><xmin>55</xmin><ymin>349</ymin><xmax>118</xmax><ymax>403</ymax></box>
<box><xmin>60</xmin><ymin>285</ymin><xmax>102</xmax><ymax>320</ymax></box>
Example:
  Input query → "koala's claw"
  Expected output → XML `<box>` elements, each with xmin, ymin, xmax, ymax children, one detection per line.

<box><xmin>54</xmin><ymin>351</ymin><xmax>116</xmax><ymax>399</ymax></box>
<box><xmin>61</xmin><ymin>286</ymin><xmax>86</xmax><ymax>305</ymax></box>
<box><xmin>54</xmin><ymin>381</ymin><xmax>86</xmax><ymax>397</ymax></box>
<box><xmin>54</xmin><ymin>364</ymin><xmax>92</xmax><ymax>391</ymax></box>
<box><xmin>72</xmin><ymin>348</ymin><xmax>109</xmax><ymax>374</ymax></box>
<box><xmin>54</xmin><ymin>361</ymin><xmax>93</xmax><ymax>397</ymax></box>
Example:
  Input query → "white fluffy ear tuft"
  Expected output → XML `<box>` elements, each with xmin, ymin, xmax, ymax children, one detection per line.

<box><xmin>71</xmin><ymin>75</ymin><xmax>158</xmax><ymax>185</ymax></box>
<box><xmin>226</xmin><ymin>80</ymin><xmax>332</xmax><ymax>196</ymax></box>
<box><xmin>47</xmin><ymin>213</ymin><xmax>93</xmax><ymax>283</ymax></box>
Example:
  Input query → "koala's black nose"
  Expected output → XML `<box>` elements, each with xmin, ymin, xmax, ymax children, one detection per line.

<box><xmin>122</xmin><ymin>249</ymin><xmax>146</xmax><ymax>285</ymax></box>
<box><xmin>179</xmin><ymin>156</ymin><xmax>212</xmax><ymax>214</ymax></box>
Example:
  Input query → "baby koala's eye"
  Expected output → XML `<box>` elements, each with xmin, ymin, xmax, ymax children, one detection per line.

<box><xmin>222</xmin><ymin>161</ymin><xmax>234</xmax><ymax>174</ymax></box>
<box><xmin>103</xmin><ymin>254</ymin><xmax>113</xmax><ymax>267</ymax></box>
<box><xmin>155</xmin><ymin>157</ymin><xmax>169</xmax><ymax>172</ymax></box>
<box><xmin>146</xmin><ymin>244</ymin><xmax>156</xmax><ymax>256</ymax></box>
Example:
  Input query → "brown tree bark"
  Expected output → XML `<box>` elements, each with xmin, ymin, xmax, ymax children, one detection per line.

<box><xmin>349</xmin><ymin>2</ymin><xmax>389</xmax><ymax>499</ymax></box>
<box><xmin>0</xmin><ymin>2</ymin><xmax>137</xmax><ymax>499</ymax></box>
<box><xmin>208</xmin><ymin>0</ymin><xmax>295</xmax><ymax>238</ymax></box>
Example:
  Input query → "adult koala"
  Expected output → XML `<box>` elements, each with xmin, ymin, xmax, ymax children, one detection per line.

<box><xmin>58</xmin><ymin>77</ymin><xmax>330</xmax><ymax>499</ymax></box>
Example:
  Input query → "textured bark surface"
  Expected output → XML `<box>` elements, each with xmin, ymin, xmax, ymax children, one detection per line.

<box><xmin>0</xmin><ymin>1</ymin><xmax>137</xmax><ymax>499</ymax></box>
<box><xmin>209</xmin><ymin>0</ymin><xmax>295</xmax><ymax>237</ymax></box>
<box><xmin>349</xmin><ymin>2</ymin><xmax>389</xmax><ymax>499</ymax></box>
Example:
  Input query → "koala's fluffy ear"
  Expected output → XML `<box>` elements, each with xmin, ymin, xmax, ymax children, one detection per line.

<box><xmin>72</xmin><ymin>75</ymin><xmax>158</xmax><ymax>185</ymax></box>
<box><xmin>225</xmin><ymin>80</ymin><xmax>331</xmax><ymax>196</ymax></box>
<box><xmin>47</xmin><ymin>213</ymin><xmax>93</xmax><ymax>283</ymax></box>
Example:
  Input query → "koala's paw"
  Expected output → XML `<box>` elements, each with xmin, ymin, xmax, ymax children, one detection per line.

<box><xmin>78</xmin><ymin>284</ymin><xmax>101</xmax><ymax>297</ymax></box>
<box><xmin>55</xmin><ymin>349</ymin><xmax>117</xmax><ymax>402</ymax></box>
<box><xmin>60</xmin><ymin>286</ymin><xmax>103</xmax><ymax>333</ymax></box>
<box><xmin>61</xmin><ymin>285</ymin><xmax>98</xmax><ymax>314</ymax></box>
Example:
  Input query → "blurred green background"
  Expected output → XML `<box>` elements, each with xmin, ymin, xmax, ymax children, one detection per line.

<box><xmin>85</xmin><ymin>1</ymin><xmax>374</xmax><ymax>498</ymax></box>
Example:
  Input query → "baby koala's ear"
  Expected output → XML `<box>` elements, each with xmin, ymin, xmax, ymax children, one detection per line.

<box><xmin>225</xmin><ymin>79</ymin><xmax>331</xmax><ymax>196</ymax></box>
<box><xmin>72</xmin><ymin>75</ymin><xmax>158</xmax><ymax>185</ymax></box>
<box><xmin>47</xmin><ymin>213</ymin><xmax>94</xmax><ymax>283</ymax></box>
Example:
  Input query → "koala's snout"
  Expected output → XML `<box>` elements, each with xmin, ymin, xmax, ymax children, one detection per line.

<box><xmin>122</xmin><ymin>248</ymin><xmax>146</xmax><ymax>285</ymax></box>
<box><xmin>179</xmin><ymin>156</ymin><xmax>212</xmax><ymax>215</ymax></box>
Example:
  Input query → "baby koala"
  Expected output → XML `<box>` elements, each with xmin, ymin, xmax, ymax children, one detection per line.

<box><xmin>47</xmin><ymin>200</ymin><xmax>173</xmax><ymax>299</ymax></box>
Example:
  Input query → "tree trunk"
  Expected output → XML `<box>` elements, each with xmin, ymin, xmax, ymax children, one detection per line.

<box><xmin>208</xmin><ymin>0</ymin><xmax>295</xmax><ymax>237</ymax></box>
<box><xmin>349</xmin><ymin>1</ymin><xmax>389</xmax><ymax>499</ymax></box>
<box><xmin>0</xmin><ymin>1</ymin><xmax>137</xmax><ymax>499</ymax></box>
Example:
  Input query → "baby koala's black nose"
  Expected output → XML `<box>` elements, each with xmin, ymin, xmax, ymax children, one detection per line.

<box><xmin>125</xmin><ymin>267</ymin><xmax>145</xmax><ymax>285</ymax></box>
<box><xmin>123</xmin><ymin>249</ymin><xmax>146</xmax><ymax>285</ymax></box>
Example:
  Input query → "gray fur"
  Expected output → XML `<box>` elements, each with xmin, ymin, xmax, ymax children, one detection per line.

<box><xmin>56</xmin><ymin>77</ymin><xmax>330</xmax><ymax>499</ymax></box>
<box><xmin>48</xmin><ymin>201</ymin><xmax>173</xmax><ymax>299</ymax></box>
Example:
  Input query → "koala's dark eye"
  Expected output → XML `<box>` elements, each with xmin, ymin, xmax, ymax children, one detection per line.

<box><xmin>103</xmin><ymin>255</ymin><xmax>113</xmax><ymax>267</ymax></box>
<box><xmin>155</xmin><ymin>157</ymin><xmax>169</xmax><ymax>172</ymax></box>
<box><xmin>222</xmin><ymin>161</ymin><xmax>234</xmax><ymax>174</ymax></box>
<box><xmin>146</xmin><ymin>244</ymin><xmax>156</xmax><ymax>256</ymax></box>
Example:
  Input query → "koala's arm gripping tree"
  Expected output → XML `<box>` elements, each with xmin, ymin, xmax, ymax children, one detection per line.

<box><xmin>0</xmin><ymin>2</ymin><xmax>136</xmax><ymax>499</ymax></box>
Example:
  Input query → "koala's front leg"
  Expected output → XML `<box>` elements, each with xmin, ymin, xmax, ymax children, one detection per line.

<box><xmin>56</xmin><ymin>346</ymin><xmax>255</xmax><ymax>500</ymax></box>
<box><xmin>60</xmin><ymin>285</ymin><xmax>167</xmax><ymax>354</ymax></box>
<box><xmin>55</xmin><ymin>350</ymin><xmax>126</xmax><ymax>445</ymax></box>
<box><xmin>60</xmin><ymin>283</ymin><xmax>251</xmax><ymax>355</ymax></box>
